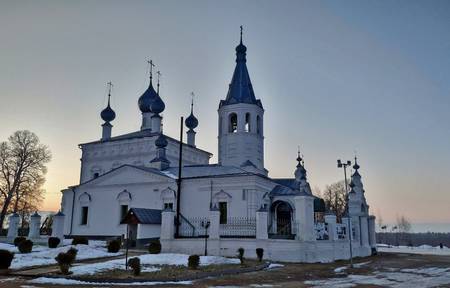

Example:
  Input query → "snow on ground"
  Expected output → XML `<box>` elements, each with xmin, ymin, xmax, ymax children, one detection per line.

<box><xmin>266</xmin><ymin>263</ymin><xmax>284</xmax><ymax>269</ymax></box>
<box><xmin>29</xmin><ymin>277</ymin><xmax>193</xmax><ymax>286</ymax></box>
<box><xmin>333</xmin><ymin>261</ymin><xmax>371</xmax><ymax>274</ymax></box>
<box><xmin>70</xmin><ymin>253</ymin><xmax>240</xmax><ymax>276</ymax></box>
<box><xmin>306</xmin><ymin>267</ymin><xmax>450</xmax><ymax>288</ymax></box>
<box><xmin>0</xmin><ymin>240</ymin><xmax>122</xmax><ymax>269</ymax></box>
<box><xmin>377</xmin><ymin>244</ymin><xmax>450</xmax><ymax>256</ymax></box>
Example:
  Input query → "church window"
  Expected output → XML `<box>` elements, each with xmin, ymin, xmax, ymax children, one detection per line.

<box><xmin>164</xmin><ymin>202</ymin><xmax>173</xmax><ymax>210</ymax></box>
<box><xmin>256</xmin><ymin>115</ymin><xmax>261</xmax><ymax>135</ymax></box>
<box><xmin>245</xmin><ymin>113</ymin><xmax>251</xmax><ymax>132</ymax></box>
<box><xmin>242</xmin><ymin>189</ymin><xmax>246</xmax><ymax>200</ymax></box>
<box><xmin>93</xmin><ymin>172</ymin><xmax>99</xmax><ymax>179</ymax></box>
<box><xmin>81</xmin><ymin>206</ymin><xmax>89</xmax><ymax>225</ymax></box>
<box><xmin>219</xmin><ymin>202</ymin><xmax>227</xmax><ymax>224</ymax></box>
<box><xmin>120</xmin><ymin>205</ymin><xmax>128</xmax><ymax>221</ymax></box>
<box><xmin>229</xmin><ymin>113</ymin><xmax>237</xmax><ymax>133</ymax></box>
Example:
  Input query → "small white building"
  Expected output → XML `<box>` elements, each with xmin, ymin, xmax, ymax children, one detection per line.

<box><xmin>60</xmin><ymin>31</ymin><xmax>376</xmax><ymax>262</ymax></box>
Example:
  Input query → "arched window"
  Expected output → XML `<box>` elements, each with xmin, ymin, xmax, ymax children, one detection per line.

<box><xmin>256</xmin><ymin>115</ymin><xmax>261</xmax><ymax>135</ymax></box>
<box><xmin>229</xmin><ymin>113</ymin><xmax>238</xmax><ymax>133</ymax></box>
<box><xmin>245</xmin><ymin>113</ymin><xmax>251</xmax><ymax>132</ymax></box>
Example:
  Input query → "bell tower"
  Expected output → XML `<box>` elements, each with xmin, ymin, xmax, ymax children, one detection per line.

<box><xmin>218</xmin><ymin>27</ymin><xmax>265</xmax><ymax>175</ymax></box>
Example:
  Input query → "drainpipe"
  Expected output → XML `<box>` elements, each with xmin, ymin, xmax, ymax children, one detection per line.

<box><xmin>69</xmin><ymin>187</ymin><xmax>76</xmax><ymax>236</ymax></box>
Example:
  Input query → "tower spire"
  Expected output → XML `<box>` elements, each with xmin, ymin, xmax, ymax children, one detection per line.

<box><xmin>190</xmin><ymin>92</ymin><xmax>194</xmax><ymax>114</ymax></box>
<box><xmin>107</xmin><ymin>81</ymin><xmax>113</xmax><ymax>106</ymax></box>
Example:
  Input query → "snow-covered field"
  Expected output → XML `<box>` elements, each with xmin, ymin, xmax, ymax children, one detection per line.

<box><xmin>377</xmin><ymin>244</ymin><xmax>450</xmax><ymax>256</ymax></box>
<box><xmin>70</xmin><ymin>253</ymin><xmax>241</xmax><ymax>275</ymax></box>
<box><xmin>0</xmin><ymin>240</ymin><xmax>122</xmax><ymax>269</ymax></box>
<box><xmin>305</xmin><ymin>267</ymin><xmax>450</xmax><ymax>288</ymax></box>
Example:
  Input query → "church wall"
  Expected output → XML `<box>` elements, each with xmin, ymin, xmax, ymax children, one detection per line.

<box><xmin>63</xmin><ymin>179</ymin><xmax>176</xmax><ymax>238</ymax></box>
<box><xmin>79</xmin><ymin>137</ymin><xmax>210</xmax><ymax>183</ymax></box>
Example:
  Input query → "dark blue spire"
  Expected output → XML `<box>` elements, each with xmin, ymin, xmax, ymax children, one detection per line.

<box><xmin>220</xmin><ymin>26</ymin><xmax>262</xmax><ymax>109</ymax></box>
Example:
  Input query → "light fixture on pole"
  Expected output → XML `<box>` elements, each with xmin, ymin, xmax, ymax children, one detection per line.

<box><xmin>337</xmin><ymin>158</ymin><xmax>354</xmax><ymax>268</ymax></box>
<box><xmin>201</xmin><ymin>220</ymin><xmax>210</xmax><ymax>256</ymax></box>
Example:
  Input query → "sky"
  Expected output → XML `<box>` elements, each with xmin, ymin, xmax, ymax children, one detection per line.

<box><xmin>0</xmin><ymin>0</ymin><xmax>449</xmax><ymax>226</ymax></box>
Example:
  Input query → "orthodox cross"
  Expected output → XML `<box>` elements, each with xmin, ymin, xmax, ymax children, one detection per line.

<box><xmin>240</xmin><ymin>25</ymin><xmax>243</xmax><ymax>43</ymax></box>
<box><xmin>156</xmin><ymin>71</ymin><xmax>161</xmax><ymax>94</ymax></box>
<box><xmin>107</xmin><ymin>81</ymin><xmax>113</xmax><ymax>105</ymax></box>
<box><xmin>190</xmin><ymin>92</ymin><xmax>195</xmax><ymax>112</ymax></box>
<box><xmin>147</xmin><ymin>59</ymin><xmax>155</xmax><ymax>81</ymax></box>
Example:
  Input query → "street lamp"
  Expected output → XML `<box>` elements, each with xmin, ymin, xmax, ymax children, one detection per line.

<box><xmin>201</xmin><ymin>220</ymin><xmax>210</xmax><ymax>256</ymax></box>
<box><xmin>337</xmin><ymin>159</ymin><xmax>354</xmax><ymax>268</ymax></box>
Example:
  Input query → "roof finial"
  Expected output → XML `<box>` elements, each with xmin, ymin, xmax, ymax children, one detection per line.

<box><xmin>353</xmin><ymin>151</ymin><xmax>360</xmax><ymax>170</ymax></box>
<box><xmin>147</xmin><ymin>59</ymin><xmax>155</xmax><ymax>83</ymax></box>
<box><xmin>190</xmin><ymin>92</ymin><xmax>195</xmax><ymax>114</ymax></box>
<box><xmin>156</xmin><ymin>71</ymin><xmax>161</xmax><ymax>94</ymax></box>
<box><xmin>296</xmin><ymin>146</ymin><xmax>302</xmax><ymax>163</ymax></box>
<box><xmin>240</xmin><ymin>25</ymin><xmax>243</xmax><ymax>44</ymax></box>
<box><xmin>107</xmin><ymin>81</ymin><xmax>113</xmax><ymax>106</ymax></box>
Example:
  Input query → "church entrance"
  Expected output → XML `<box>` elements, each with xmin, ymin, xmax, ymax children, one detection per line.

<box><xmin>270</xmin><ymin>201</ymin><xmax>293</xmax><ymax>238</ymax></box>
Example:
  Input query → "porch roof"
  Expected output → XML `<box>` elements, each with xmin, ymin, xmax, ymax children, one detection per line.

<box><xmin>121</xmin><ymin>208</ymin><xmax>162</xmax><ymax>225</ymax></box>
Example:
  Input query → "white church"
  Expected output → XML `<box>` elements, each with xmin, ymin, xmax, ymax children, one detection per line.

<box><xmin>60</xmin><ymin>31</ymin><xmax>376</xmax><ymax>262</ymax></box>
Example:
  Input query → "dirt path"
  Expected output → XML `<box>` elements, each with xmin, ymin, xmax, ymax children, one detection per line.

<box><xmin>1</xmin><ymin>253</ymin><xmax>450</xmax><ymax>287</ymax></box>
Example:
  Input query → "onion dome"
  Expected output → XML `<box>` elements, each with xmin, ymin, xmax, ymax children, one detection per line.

<box><xmin>353</xmin><ymin>156</ymin><xmax>360</xmax><ymax>170</ymax></box>
<box><xmin>138</xmin><ymin>81</ymin><xmax>158</xmax><ymax>113</ymax></box>
<box><xmin>101</xmin><ymin>103</ymin><xmax>116</xmax><ymax>122</ymax></box>
<box><xmin>185</xmin><ymin>99</ymin><xmax>198</xmax><ymax>129</ymax></box>
<box><xmin>101</xmin><ymin>89</ymin><xmax>116</xmax><ymax>122</ymax></box>
<box><xmin>155</xmin><ymin>133</ymin><xmax>168</xmax><ymax>148</ymax></box>
<box><xmin>150</xmin><ymin>94</ymin><xmax>165</xmax><ymax>114</ymax></box>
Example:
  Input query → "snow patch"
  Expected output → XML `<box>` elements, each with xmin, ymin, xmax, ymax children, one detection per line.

<box><xmin>377</xmin><ymin>244</ymin><xmax>450</xmax><ymax>256</ymax></box>
<box><xmin>267</xmin><ymin>263</ymin><xmax>284</xmax><ymax>269</ymax></box>
<box><xmin>29</xmin><ymin>277</ymin><xmax>193</xmax><ymax>286</ymax></box>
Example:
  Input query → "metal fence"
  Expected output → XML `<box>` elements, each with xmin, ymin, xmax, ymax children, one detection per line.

<box><xmin>177</xmin><ymin>216</ymin><xmax>209</xmax><ymax>238</ymax></box>
<box><xmin>220</xmin><ymin>217</ymin><xmax>256</xmax><ymax>238</ymax></box>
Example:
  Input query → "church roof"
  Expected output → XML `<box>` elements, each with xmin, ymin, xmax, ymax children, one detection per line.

<box><xmin>272</xmin><ymin>178</ymin><xmax>298</xmax><ymax>189</ymax></box>
<box><xmin>163</xmin><ymin>164</ymin><xmax>250</xmax><ymax>179</ymax></box>
<box><xmin>219</xmin><ymin>32</ymin><xmax>262</xmax><ymax>109</ymax></box>
<box><xmin>79</xmin><ymin>130</ymin><xmax>212</xmax><ymax>156</ymax></box>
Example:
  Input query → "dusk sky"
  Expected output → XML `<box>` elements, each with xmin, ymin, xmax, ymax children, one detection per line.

<box><xmin>0</xmin><ymin>1</ymin><xmax>449</xmax><ymax>225</ymax></box>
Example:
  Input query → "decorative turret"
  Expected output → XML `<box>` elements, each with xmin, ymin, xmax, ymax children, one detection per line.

<box><xmin>139</xmin><ymin>60</ymin><xmax>158</xmax><ymax>131</ymax></box>
<box><xmin>150</xmin><ymin>71</ymin><xmax>165</xmax><ymax>133</ymax></box>
<box><xmin>150</xmin><ymin>133</ymin><xmax>170</xmax><ymax>170</ymax></box>
<box><xmin>348</xmin><ymin>156</ymin><xmax>369</xmax><ymax>216</ymax></box>
<box><xmin>185</xmin><ymin>93</ymin><xmax>198</xmax><ymax>147</ymax></box>
<box><xmin>101</xmin><ymin>82</ymin><xmax>116</xmax><ymax>141</ymax></box>
<box><xmin>218</xmin><ymin>27</ymin><xmax>266</xmax><ymax>174</ymax></box>
<box><xmin>294</xmin><ymin>149</ymin><xmax>312</xmax><ymax>195</ymax></box>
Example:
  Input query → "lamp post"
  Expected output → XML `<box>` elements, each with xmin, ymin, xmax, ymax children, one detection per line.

<box><xmin>201</xmin><ymin>220</ymin><xmax>210</xmax><ymax>256</ymax></box>
<box><xmin>337</xmin><ymin>159</ymin><xmax>353</xmax><ymax>268</ymax></box>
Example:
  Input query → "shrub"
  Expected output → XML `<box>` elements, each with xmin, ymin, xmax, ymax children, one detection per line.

<box><xmin>237</xmin><ymin>247</ymin><xmax>245</xmax><ymax>264</ymax></box>
<box><xmin>148</xmin><ymin>240</ymin><xmax>161</xmax><ymax>254</ymax></box>
<box><xmin>18</xmin><ymin>239</ymin><xmax>33</xmax><ymax>253</ymax></box>
<box><xmin>128</xmin><ymin>257</ymin><xmax>141</xmax><ymax>276</ymax></box>
<box><xmin>13</xmin><ymin>236</ymin><xmax>26</xmax><ymax>247</ymax></box>
<box><xmin>107</xmin><ymin>239</ymin><xmax>121</xmax><ymax>253</ymax></box>
<box><xmin>188</xmin><ymin>254</ymin><xmax>200</xmax><ymax>269</ymax></box>
<box><xmin>256</xmin><ymin>248</ymin><xmax>264</xmax><ymax>262</ymax></box>
<box><xmin>48</xmin><ymin>237</ymin><xmax>61</xmax><ymax>248</ymax></box>
<box><xmin>55</xmin><ymin>248</ymin><xmax>77</xmax><ymax>275</ymax></box>
<box><xmin>0</xmin><ymin>250</ymin><xmax>14</xmax><ymax>269</ymax></box>
<box><xmin>72</xmin><ymin>236</ymin><xmax>89</xmax><ymax>245</ymax></box>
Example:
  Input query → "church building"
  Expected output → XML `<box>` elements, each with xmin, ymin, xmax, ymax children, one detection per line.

<box><xmin>60</xmin><ymin>30</ymin><xmax>376</xmax><ymax>262</ymax></box>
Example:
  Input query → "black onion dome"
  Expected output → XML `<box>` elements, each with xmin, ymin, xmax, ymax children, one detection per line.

<box><xmin>101</xmin><ymin>103</ymin><xmax>116</xmax><ymax>122</ymax></box>
<box><xmin>155</xmin><ymin>134</ymin><xmax>168</xmax><ymax>148</ymax></box>
<box><xmin>150</xmin><ymin>94</ymin><xmax>165</xmax><ymax>114</ymax></box>
<box><xmin>185</xmin><ymin>113</ymin><xmax>198</xmax><ymax>129</ymax></box>
<box><xmin>138</xmin><ymin>82</ymin><xmax>158</xmax><ymax>113</ymax></box>
<box><xmin>236</xmin><ymin>42</ymin><xmax>247</xmax><ymax>54</ymax></box>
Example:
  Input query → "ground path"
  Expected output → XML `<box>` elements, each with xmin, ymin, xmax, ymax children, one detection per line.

<box><xmin>1</xmin><ymin>252</ymin><xmax>450</xmax><ymax>287</ymax></box>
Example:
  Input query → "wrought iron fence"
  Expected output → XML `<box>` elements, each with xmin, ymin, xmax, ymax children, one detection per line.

<box><xmin>220</xmin><ymin>217</ymin><xmax>256</xmax><ymax>238</ymax></box>
<box><xmin>314</xmin><ymin>222</ymin><xmax>329</xmax><ymax>240</ymax></box>
<box><xmin>336</xmin><ymin>223</ymin><xmax>347</xmax><ymax>239</ymax></box>
<box><xmin>177</xmin><ymin>216</ymin><xmax>209</xmax><ymax>238</ymax></box>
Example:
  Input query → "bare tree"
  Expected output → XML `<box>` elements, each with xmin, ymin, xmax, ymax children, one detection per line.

<box><xmin>397</xmin><ymin>215</ymin><xmax>412</xmax><ymax>233</ymax></box>
<box><xmin>0</xmin><ymin>131</ymin><xmax>51</xmax><ymax>229</ymax></box>
<box><xmin>321</xmin><ymin>180</ymin><xmax>347</xmax><ymax>221</ymax></box>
